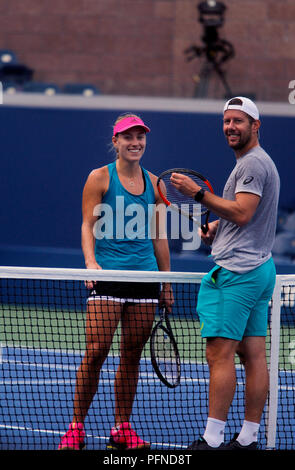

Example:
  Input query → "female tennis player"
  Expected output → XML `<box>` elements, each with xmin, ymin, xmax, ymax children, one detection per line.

<box><xmin>58</xmin><ymin>113</ymin><xmax>173</xmax><ymax>450</ymax></box>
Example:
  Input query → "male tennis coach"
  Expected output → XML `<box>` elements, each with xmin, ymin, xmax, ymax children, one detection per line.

<box><xmin>170</xmin><ymin>97</ymin><xmax>280</xmax><ymax>450</ymax></box>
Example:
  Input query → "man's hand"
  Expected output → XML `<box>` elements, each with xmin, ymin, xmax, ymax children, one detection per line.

<box><xmin>170</xmin><ymin>172</ymin><xmax>201</xmax><ymax>198</ymax></box>
<box><xmin>200</xmin><ymin>220</ymin><xmax>219</xmax><ymax>245</ymax></box>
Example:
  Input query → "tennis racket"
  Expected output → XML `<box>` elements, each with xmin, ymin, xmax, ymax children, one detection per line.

<box><xmin>150</xmin><ymin>307</ymin><xmax>181</xmax><ymax>388</ymax></box>
<box><xmin>157</xmin><ymin>168</ymin><xmax>214</xmax><ymax>233</ymax></box>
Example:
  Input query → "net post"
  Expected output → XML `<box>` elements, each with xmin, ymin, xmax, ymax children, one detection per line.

<box><xmin>265</xmin><ymin>276</ymin><xmax>281</xmax><ymax>450</ymax></box>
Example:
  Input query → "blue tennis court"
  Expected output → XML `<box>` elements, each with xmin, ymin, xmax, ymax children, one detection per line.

<box><xmin>0</xmin><ymin>268</ymin><xmax>294</xmax><ymax>451</ymax></box>
<box><xmin>1</xmin><ymin>345</ymin><xmax>294</xmax><ymax>450</ymax></box>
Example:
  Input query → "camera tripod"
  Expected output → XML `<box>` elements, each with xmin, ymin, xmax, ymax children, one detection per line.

<box><xmin>185</xmin><ymin>1</ymin><xmax>235</xmax><ymax>98</ymax></box>
<box><xmin>186</xmin><ymin>37</ymin><xmax>234</xmax><ymax>98</ymax></box>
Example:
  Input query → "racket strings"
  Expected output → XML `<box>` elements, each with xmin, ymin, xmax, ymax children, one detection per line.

<box><xmin>153</xmin><ymin>326</ymin><xmax>179</xmax><ymax>381</ymax></box>
<box><xmin>160</xmin><ymin>173</ymin><xmax>209</xmax><ymax>216</ymax></box>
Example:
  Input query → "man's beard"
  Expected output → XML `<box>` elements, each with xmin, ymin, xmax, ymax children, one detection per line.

<box><xmin>226</xmin><ymin>130</ymin><xmax>252</xmax><ymax>150</ymax></box>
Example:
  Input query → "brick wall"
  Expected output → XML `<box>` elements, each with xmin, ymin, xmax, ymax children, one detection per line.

<box><xmin>0</xmin><ymin>0</ymin><xmax>293</xmax><ymax>102</ymax></box>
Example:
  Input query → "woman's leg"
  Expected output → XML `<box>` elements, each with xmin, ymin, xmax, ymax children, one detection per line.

<box><xmin>114</xmin><ymin>302</ymin><xmax>156</xmax><ymax>425</ymax></box>
<box><xmin>73</xmin><ymin>300</ymin><xmax>122</xmax><ymax>423</ymax></box>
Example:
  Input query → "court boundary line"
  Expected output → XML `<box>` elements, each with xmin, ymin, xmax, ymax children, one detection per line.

<box><xmin>0</xmin><ymin>423</ymin><xmax>187</xmax><ymax>450</ymax></box>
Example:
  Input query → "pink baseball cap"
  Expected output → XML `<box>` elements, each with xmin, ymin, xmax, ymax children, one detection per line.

<box><xmin>113</xmin><ymin>116</ymin><xmax>150</xmax><ymax>136</ymax></box>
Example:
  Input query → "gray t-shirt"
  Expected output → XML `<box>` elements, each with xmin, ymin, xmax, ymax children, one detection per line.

<box><xmin>211</xmin><ymin>146</ymin><xmax>280</xmax><ymax>273</ymax></box>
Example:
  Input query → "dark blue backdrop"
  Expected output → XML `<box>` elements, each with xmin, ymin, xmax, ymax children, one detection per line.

<box><xmin>0</xmin><ymin>104</ymin><xmax>294</xmax><ymax>272</ymax></box>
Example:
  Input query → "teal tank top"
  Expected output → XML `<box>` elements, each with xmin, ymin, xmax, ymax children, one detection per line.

<box><xmin>94</xmin><ymin>161</ymin><xmax>159</xmax><ymax>271</ymax></box>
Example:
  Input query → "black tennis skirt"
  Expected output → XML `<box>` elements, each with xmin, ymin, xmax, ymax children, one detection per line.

<box><xmin>87</xmin><ymin>281</ymin><xmax>160</xmax><ymax>303</ymax></box>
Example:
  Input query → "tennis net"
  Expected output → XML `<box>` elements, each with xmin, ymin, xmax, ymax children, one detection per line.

<box><xmin>0</xmin><ymin>266</ymin><xmax>294</xmax><ymax>450</ymax></box>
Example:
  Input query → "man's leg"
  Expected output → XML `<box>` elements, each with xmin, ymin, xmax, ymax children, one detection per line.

<box><xmin>200</xmin><ymin>337</ymin><xmax>238</xmax><ymax>447</ymax></box>
<box><xmin>234</xmin><ymin>336</ymin><xmax>268</xmax><ymax>446</ymax></box>
<box><xmin>206</xmin><ymin>337</ymin><xmax>239</xmax><ymax>421</ymax></box>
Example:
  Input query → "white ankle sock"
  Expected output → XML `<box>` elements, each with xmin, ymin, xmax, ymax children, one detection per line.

<box><xmin>203</xmin><ymin>417</ymin><xmax>226</xmax><ymax>447</ymax></box>
<box><xmin>237</xmin><ymin>420</ymin><xmax>260</xmax><ymax>446</ymax></box>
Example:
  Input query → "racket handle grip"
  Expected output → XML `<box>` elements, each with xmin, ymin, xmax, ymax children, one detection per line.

<box><xmin>201</xmin><ymin>225</ymin><xmax>208</xmax><ymax>234</ymax></box>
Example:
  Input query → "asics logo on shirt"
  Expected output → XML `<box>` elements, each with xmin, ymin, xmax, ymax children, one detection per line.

<box><xmin>243</xmin><ymin>176</ymin><xmax>254</xmax><ymax>185</ymax></box>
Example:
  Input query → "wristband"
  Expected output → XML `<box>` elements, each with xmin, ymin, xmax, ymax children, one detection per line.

<box><xmin>194</xmin><ymin>188</ymin><xmax>205</xmax><ymax>202</ymax></box>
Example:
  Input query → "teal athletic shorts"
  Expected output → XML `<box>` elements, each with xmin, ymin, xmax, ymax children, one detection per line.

<box><xmin>197</xmin><ymin>257</ymin><xmax>276</xmax><ymax>340</ymax></box>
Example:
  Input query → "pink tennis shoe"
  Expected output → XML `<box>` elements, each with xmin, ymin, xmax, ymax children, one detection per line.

<box><xmin>58</xmin><ymin>421</ymin><xmax>149</xmax><ymax>450</ymax></box>
<box><xmin>107</xmin><ymin>422</ymin><xmax>150</xmax><ymax>450</ymax></box>
<box><xmin>58</xmin><ymin>422</ymin><xmax>85</xmax><ymax>450</ymax></box>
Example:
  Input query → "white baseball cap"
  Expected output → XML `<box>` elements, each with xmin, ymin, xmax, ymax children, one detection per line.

<box><xmin>223</xmin><ymin>96</ymin><xmax>259</xmax><ymax>120</ymax></box>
